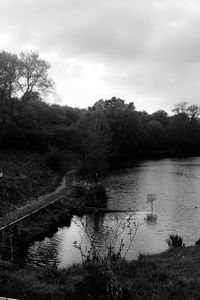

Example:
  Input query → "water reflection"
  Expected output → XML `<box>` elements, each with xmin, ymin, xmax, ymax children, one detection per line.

<box><xmin>26</xmin><ymin>235</ymin><xmax>61</xmax><ymax>267</ymax></box>
<box><xmin>25</xmin><ymin>158</ymin><xmax>200</xmax><ymax>268</ymax></box>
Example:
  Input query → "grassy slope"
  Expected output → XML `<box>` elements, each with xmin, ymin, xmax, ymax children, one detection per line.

<box><xmin>0</xmin><ymin>150</ymin><xmax>79</xmax><ymax>216</ymax></box>
<box><xmin>1</xmin><ymin>246</ymin><xmax>200</xmax><ymax>299</ymax></box>
<box><xmin>0</xmin><ymin>151</ymin><xmax>61</xmax><ymax>215</ymax></box>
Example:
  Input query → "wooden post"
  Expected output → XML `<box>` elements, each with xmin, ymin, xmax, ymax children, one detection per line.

<box><xmin>1</xmin><ymin>230</ymin><xmax>5</xmax><ymax>258</ymax></box>
<box><xmin>9</xmin><ymin>227</ymin><xmax>13</xmax><ymax>261</ymax></box>
<box><xmin>2</xmin><ymin>229</ymin><xmax>5</xmax><ymax>247</ymax></box>
<box><xmin>17</xmin><ymin>224</ymin><xmax>21</xmax><ymax>237</ymax></box>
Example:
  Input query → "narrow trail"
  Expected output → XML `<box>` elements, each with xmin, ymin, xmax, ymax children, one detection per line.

<box><xmin>0</xmin><ymin>171</ymin><xmax>74</xmax><ymax>231</ymax></box>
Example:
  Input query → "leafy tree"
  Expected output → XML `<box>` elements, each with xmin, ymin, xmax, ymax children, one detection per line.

<box><xmin>79</xmin><ymin>110</ymin><xmax>111</xmax><ymax>178</ymax></box>
<box><xmin>147</xmin><ymin>120</ymin><xmax>165</xmax><ymax>150</ymax></box>
<box><xmin>91</xmin><ymin>97</ymin><xmax>139</xmax><ymax>163</ymax></box>
<box><xmin>152</xmin><ymin>110</ymin><xmax>169</xmax><ymax>127</ymax></box>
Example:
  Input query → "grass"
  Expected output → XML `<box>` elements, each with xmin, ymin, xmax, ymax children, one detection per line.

<box><xmin>1</xmin><ymin>245</ymin><xmax>200</xmax><ymax>299</ymax></box>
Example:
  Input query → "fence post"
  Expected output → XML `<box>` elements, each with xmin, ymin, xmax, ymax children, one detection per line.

<box><xmin>9</xmin><ymin>227</ymin><xmax>13</xmax><ymax>261</ymax></box>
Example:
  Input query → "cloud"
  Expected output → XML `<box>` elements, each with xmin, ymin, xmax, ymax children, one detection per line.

<box><xmin>0</xmin><ymin>0</ymin><xmax>200</xmax><ymax>112</ymax></box>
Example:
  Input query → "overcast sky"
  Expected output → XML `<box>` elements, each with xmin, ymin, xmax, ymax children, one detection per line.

<box><xmin>1</xmin><ymin>0</ymin><xmax>200</xmax><ymax>113</ymax></box>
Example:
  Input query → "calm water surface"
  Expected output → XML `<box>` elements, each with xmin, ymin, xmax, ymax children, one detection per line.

<box><xmin>25</xmin><ymin>158</ymin><xmax>200</xmax><ymax>268</ymax></box>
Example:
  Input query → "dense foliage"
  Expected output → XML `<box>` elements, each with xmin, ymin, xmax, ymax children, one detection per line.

<box><xmin>1</xmin><ymin>50</ymin><xmax>200</xmax><ymax>178</ymax></box>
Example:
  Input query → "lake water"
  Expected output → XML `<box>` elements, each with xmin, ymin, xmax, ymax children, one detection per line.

<box><xmin>25</xmin><ymin>158</ymin><xmax>200</xmax><ymax>268</ymax></box>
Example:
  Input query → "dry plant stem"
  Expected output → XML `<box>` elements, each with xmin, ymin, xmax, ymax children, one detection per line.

<box><xmin>124</xmin><ymin>219</ymin><xmax>146</xmax><ymax>258</ymax></box>
<box><xmin>77</xmin><ymin>233</ymin><xmax>86</xmax><ymax>263</ymax></box>
<box><xmin>79</xmin><ymin>219</ymin><xmax>102</xmax><ymax>263</ymax></box>
<box><xmin>99</xmin><ymin>218</ymin><xmax>126</xmax><ymax>260</ymax></box>
<box><xmin>73</xmin><ymin>212</ymin><xmax>146</xmax><ymax>265</ymax></box>
<box><xmin>110</xmin><ymin>219</ymin><xmax>122</xmax><ymax>247</ymax></box>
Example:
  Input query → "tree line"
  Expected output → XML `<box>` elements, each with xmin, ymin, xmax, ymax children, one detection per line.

<box><xmin>1</xmin><ymin>50</ymin><xmax>200</xmax><ymax>177</ymax></box>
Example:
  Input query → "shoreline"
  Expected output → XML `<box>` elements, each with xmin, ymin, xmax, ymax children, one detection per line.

<box><xmin>0</xmin><ymin>191</ymin><xmax>86</xmax><ymax>261</ymax></box>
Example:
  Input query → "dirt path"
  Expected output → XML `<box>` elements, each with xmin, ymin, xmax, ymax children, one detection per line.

<box><xmin>0</xmin><ymin>171</ymin><xmax>74</xmax><ymax>230</ymax></box>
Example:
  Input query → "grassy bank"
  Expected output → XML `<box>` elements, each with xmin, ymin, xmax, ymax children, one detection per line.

<box><xmin>0</xmin><ymin>149</ymin><xmax>81</xmax><ymax>213</ymax></box>
<box><xmin>0</xmin><ymin>190</ymin><xmax>86</xmax><ymax>261</ymax></box>
<box><xmin>0</xmin><ymin>149</ymin><xmax>83</xmax><ymax>259</ymax></box>
<box><xmin>0</xmin><ymin>150</ymin><xmax>77</xmax><ymax>216</ymax></box>
<box><xmin>1</xmin><ymin>245</ymin><xmax>200</xmax><ymax>299</ymax></box>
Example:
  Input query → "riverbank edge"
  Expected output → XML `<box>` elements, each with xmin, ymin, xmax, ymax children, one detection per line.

<box><xmin>1</xmin><ymin>245</ymin><xmax>200</xmax><ymax>299</ymax></box>
<box><xmin>1</xmin><ymin>171</ymin><xmax>111</xmax><ymax>261</ymax></box>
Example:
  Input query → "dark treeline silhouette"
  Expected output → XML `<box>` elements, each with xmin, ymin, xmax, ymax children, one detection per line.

<box><xmin>1</xmin><ymin>50</ymin><xmax>200</xmax><ymax>178</ymax></box>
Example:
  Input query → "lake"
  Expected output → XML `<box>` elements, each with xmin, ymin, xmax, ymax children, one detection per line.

<box><xmin>25</xmin><ymin>157</ymin><xmax>200</xmax><ymax>268</ymax></box>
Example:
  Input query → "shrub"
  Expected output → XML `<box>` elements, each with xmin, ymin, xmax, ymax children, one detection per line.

<box><xmin>73</xmin><ymin>215</ymin><xmax>146</xmax><ymax>299</ymax></box>
<box><xmin>167</xmin><ymin>234</ymin><xmax>184</xmax><ymax>248</ymax></box>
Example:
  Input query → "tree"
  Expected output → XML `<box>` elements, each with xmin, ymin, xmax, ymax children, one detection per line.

<box><xmin>187</xmin><ymin>104</ymin><xmax>200</xmax><ymax>122</ymax></box>
<box><xmin>91</xmin><ymin>97</ymin><xmax>135</xmax><ymax>113</ymax></box>
<box><xmin>91</xmin><ymin>97</ymin><xmax>139</xmax><ymax>163</ymax></box>
<box><xmin>147</xmin><ymin>120</ymin><xmax>165</xmax><ymax>150</ymax></box>
<box><xmin>172</xmin><ymin>102</ymin><xmax>200</xmax><ymax>123</ymax></box>
<box><xmin>0</xmin><ymin>50</ymin><xmax>53</xmax><ymax>127</ymax></box>
<box><xmin>79</xmin><ymin>110</ymin><xmax>111</xmax><ymax>178</ymax></box>
<box><xmin>152</xmin><ymin>110</ymin><xmax>169</xmax><ymax>127</ymax></box>
<box><xmin>19</xmin><ymin>51</ymin><xmax>53</xmax><ymax>102</ymax></box>
<box><xmin>0</xmin><ymin>51</ymin><xmax>20</xmax><ymax>127</ymax></box>
<box><xmin>172</xmin><ymin>102</ymin><xmax>188</xmax><ymax>115</ymax></box>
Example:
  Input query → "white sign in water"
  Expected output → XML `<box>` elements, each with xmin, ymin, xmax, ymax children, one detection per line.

<box><xmin>147</xmin><ymin>193</ymin><xmax>157</xmax><ymax>203</ymax></box>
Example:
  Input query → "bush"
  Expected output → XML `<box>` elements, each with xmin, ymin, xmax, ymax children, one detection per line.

<box><xmin>195</xmin><ymin>238</ymin><xmax>200</xmax><ymax>246</ymax></box>
<box><xmin>167</xmin><ymin>234</ymin><xmax>184</xmax><ymax>248</ymax></box>
<box><xmin>72</xmin><ymin>215</ymin><xmax>146</xmax><ymax>299</ymax></box>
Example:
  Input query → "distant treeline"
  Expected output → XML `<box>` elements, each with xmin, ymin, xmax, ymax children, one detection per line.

<box><xmin>1</xmin><ymin>50</ymin><xmax>200</xmax><ymax>177</ymax></box>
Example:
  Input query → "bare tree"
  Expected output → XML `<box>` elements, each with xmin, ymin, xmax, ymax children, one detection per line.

<box><xmin>172</xmin><ymin>102</ymin><xmax>188</xmax><ymax>115</ymax></box>
<box><xmin>172</xmin><ymin>102</ymin><xmax>200</xmax><ymax>122</ymax></box>
<box><xmin>187</xmin><ymin>104</ymin><xmax>200</xmax><ymax>122</ymax></box>
<box><xmin>19</xmin><ymin>51</ymin><xmax>54</xmax><ymax>102</ymax></box>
